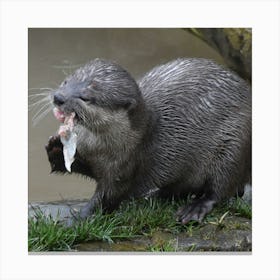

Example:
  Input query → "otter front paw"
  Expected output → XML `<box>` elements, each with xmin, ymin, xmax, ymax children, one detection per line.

<box><xmin>45</xmin><ymin>135</ymin><xmax>67</xmax><ymax>173</ymax></box>
<box><xmin>78</xmin><ymin>202</ymin><xmax>95</xmax><ymax>220</ymax></box>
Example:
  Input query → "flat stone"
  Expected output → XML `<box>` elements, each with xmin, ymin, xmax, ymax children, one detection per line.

<box><xmin>28</xmin><ymin>200</ymin><xmax>87</xmax><ymax>220</ymax></box>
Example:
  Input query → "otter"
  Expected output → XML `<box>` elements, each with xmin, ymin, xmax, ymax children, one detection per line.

<box><xmin>45</xmin><ymin>58</ymin><xmax>251</xmax><ymax>224</ymax></box>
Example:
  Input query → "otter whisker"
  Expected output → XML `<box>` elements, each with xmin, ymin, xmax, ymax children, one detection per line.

<box><xmin>29</xmin><ymin>94</ymin><xmax>51</xmax><ymax>103</ymax></box>
<box><xmin>32</xmin><ymin>102</ymin><xmax>53</xmax><ymax>125</ymax></box>
<box><xmin>28</xmin><ymin>100</ymin><xmax>51</xmax><ymax>113</ymax></box>
<box><xmin>28</xmin><ymin>87</ymin><xmax>54</xmax><ymax>92</ymax></box>
<box><xmin>28</xmin><ymin>93</ymin><xmax>51</xmax><ymax>98</ymax></box>
<box><xmin>29</xmin><ymin>96</ymin><xmax>51</xmax><ymax>110</ymax></box>
<box><xmin>32</xmin><ymin>106</ymin><xmax>53</xmax><ymax>126</ymax></box>
<box><xmin>32</xmin><ymin>103</ymin><xmax>51</xmax><ymax>120</ymax></box>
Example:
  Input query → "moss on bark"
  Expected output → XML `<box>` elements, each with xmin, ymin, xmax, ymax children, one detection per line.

<box><xmin>185</xmin><ymin>28</ymin><xmax>252</xmax><ymax>82</ymax></box>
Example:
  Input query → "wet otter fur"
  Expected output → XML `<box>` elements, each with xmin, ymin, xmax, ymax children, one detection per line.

<box><xmin>45</xmin><ymin>58</ymin><xmax>251</xmax><ymax>224</ymax></box>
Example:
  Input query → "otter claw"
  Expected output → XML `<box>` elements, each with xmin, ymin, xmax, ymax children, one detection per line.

<box><xmin>176</xmin><ymin>197</ymin><xmax>216</xmax><ymax>224</ymax></box>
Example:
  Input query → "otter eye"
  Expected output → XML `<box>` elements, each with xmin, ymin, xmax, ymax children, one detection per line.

<box><xmin>80</xmin><ymin>96</ymin><xmax>89</xmax><ymax>102</ymax></box>
<box><xmin>80</xmin><ymin>96</ymin><xmax>95</xmax><ymax>104</ymax></box>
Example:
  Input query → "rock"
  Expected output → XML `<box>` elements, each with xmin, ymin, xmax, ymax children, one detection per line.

<box><xmin>28</xmin><ymin>200</ymin><xmax>87</xmax><ymax>221</ymax></box>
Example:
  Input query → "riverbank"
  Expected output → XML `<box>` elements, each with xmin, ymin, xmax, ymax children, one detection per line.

<box><xmin>28</xmin><ymin>190</ymin><xmax>252</xmax><ymax>252</ymax></box>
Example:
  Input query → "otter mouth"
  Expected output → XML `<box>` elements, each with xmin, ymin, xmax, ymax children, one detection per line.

<box><xmin>53</xmin><ymin>107</ymin><xmax>76</xmax><ymax>134</ymax></box>
<box><xmin>53</xmin><ymin>107</ymin><xmax>68</xmax><ymax>123</ymax></box>
<box><xmin>53</xmin><ymin>107</ymin><xmax>80</xmax><ymax>123</ymax></box>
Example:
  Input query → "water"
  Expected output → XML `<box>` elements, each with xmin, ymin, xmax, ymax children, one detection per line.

<box><xmin>28</xmin><ymin>28</ymin><xmax>223</xmax><ymax>202</ymax></box>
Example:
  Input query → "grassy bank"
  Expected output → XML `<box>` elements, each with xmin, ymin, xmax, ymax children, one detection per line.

<box><xmin>28</xmin><ymin>197</ymin><xmax>251</xmax><ymax>252</ymax></box>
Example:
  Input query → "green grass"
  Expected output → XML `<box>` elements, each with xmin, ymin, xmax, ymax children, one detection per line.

<box><xmin>230</xmin><ymin>197</ymin><xmax>252</xmax><ymax>219</ymax></box>
<box><xmin>28</xmin><ymin>197</ymin><xmax>251</xmax><ymax>252</ymax></box>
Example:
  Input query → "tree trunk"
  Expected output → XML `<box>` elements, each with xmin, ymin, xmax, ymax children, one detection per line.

<box><xmin>185</xmin><ymin>28</ymin><xmax>252</xmax><ymax>82</ymax></box>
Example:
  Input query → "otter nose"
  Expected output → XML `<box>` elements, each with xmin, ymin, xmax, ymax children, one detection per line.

<box><xmin>53</xmin><ymin>93</ymin><xmax>66</xmax><ymax>106</ymax></box>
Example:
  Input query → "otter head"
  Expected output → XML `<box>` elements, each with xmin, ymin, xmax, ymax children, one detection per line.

<box><xmin>52</xmin><ymin>59</ymin><xmax>145</xmax><ymax>134</ymax></box>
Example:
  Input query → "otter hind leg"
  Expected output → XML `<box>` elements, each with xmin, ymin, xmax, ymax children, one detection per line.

<box><xmin>176</xmin><ymin>193</ymin><xmax>217</xmax><ymax>224</ymax></box>
<box><xmin>176</xmin><ymin>159</ymin><xmax>247</xmax><ymax>224</ymax></box>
